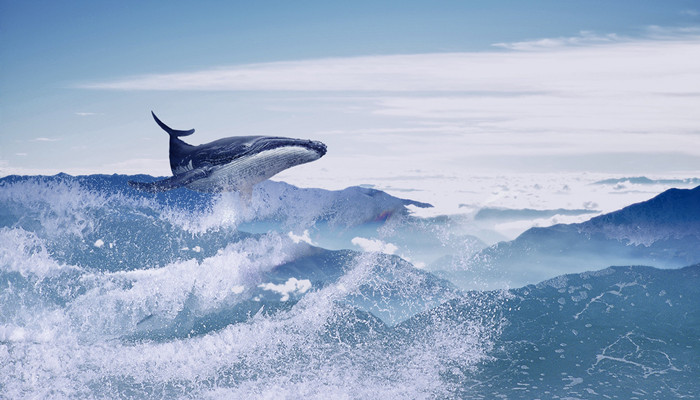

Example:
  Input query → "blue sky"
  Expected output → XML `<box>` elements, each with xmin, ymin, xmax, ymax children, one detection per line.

<box><xmin>1</xmin><ymin>0</ymin><xmax>700</xmax><ymax>181</ymax></box>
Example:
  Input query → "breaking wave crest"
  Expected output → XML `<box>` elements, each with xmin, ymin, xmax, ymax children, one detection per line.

<box><xmin>0</xmin><ymin>174</ymin><xmax>501</xmax><ymax>399</ymax></box>
<box><xmin>2</xmin><ymin>174</ymin><xmax>697</xmax><ymax>399</ymax></box>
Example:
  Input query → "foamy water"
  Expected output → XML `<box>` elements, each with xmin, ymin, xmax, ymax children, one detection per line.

<box><xmin>1</xmin><ymin>174</ymin><xmax>697</xmax><ymax>399</ymax></box>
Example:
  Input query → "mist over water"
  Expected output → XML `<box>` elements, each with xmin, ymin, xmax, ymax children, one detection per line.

<box><xmin>1</xmin><ymin>174</ymin><xmax>698</xmax><ymax>399</ymax></box>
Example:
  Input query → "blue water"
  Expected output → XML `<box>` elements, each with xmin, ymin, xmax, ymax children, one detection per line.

<box><xmin>1</xmin><ymin>174</ymin><xmax>698</xmax><ymax>399</ymax></box>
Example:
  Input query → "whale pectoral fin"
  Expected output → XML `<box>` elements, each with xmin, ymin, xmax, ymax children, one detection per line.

<box><xmin>128</xmin><ymin>168</ymin><xmax>211</xmax><ymax>192</ymax></box>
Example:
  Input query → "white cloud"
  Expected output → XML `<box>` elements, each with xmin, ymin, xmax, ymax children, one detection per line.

<box><xmin>32</xmin><ymin>137</ymin><xmax>60</xmax><ymax>142</ymax></box>
<box><xmin>258</xmin><ymin>278</ymin><xmax>312</xmax><ymax>301</ymax></box>
<box><xmin>644</xmin><ymin>25</ymin><xmax>700</xmax><ymax>38</ymax></box>
<box><xmin>492</xmin><ymin>30</ymin><xmax>623</xmax><ymax>50</ymax></box>
<box><xmin>370</xmin><ymin>97</ymin><xmax>700</xmax><ymax>148</ymax></box>
<box><xmin>351</xmin><ymin>237</ymin><xmax>398</xmax><ymax>255</ymax></box>
<box><xmin>69</xmin><ymin>28</ymin><xmax>700</xmax><ymax>188</ymax></box>
<box><xmin>80</xmin><ymin>29</ymin><xmax>700</xmax><ymax>96</ymax></box>
<box><xmin>287</xmin><ymin>230</ymin><xmax>315</xmax><ymax>245</ymax></box>
<box><xmin>75</xmin><ymin>112</ymin><xmax>102</xmax><ymax>116</ymax></box>
<box><xmin>77</xmin><ymin>29</ymin><xmax>700</xmax><ymax>142</ymax></box>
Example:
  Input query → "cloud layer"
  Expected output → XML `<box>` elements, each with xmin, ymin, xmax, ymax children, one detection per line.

<box><xmin>72</xmin><ymin>29</ymin><xmax>700</xmax><ymax>193</ymax></box>
<box><xmin>81</xmin><ymin>30</ymin><xmax>700</xmax><ymax>141</ymax></box>
<box><xmin>83</xmin><ymin>30</ymin><xmax>700</xmax><ymax>96</ymax></box>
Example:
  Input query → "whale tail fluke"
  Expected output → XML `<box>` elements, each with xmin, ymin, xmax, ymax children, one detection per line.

<box><xmin>151</xmin><ymin>111</ymin><xmax>195</xmax><ymax>137</ymax></box>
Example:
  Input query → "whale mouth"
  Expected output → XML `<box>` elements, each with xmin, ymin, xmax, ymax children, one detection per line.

<box><xmin>309</xmin><ymin>140</ymin><xmax>327</xmax><ymax>157</ymax></box>
<box><xmin>249</xmin><ymin>137</ymin><xmax>327</xmax><ymax>158</ymax></box>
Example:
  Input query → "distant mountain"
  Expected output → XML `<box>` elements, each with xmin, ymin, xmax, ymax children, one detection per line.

<box><xmin>402</xmin><ymin>264</ymin><xmax>700</xmax><ymax>399</ymax></box>
<box><xmin>439</xmin><ymin>186</ymin><xmax>700</xmax><ymax>289</ymax></box>
<box><xmin>579</xmin><ymin>185</ymin><xmax>700</xmax><ymax>245</ymax></box>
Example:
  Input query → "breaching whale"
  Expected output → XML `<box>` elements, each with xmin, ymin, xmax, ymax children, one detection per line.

<box><xmin>128</xmin><ymin>112</ymin><xmax>327</xmax><ymax>195</ymax></box>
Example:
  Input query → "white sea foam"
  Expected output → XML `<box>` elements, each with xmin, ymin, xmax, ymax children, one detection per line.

<box><xmin>1</xmin><ymin>236</ymin><xmax>499</xmax><ymax>399</ymax></box>
<box><xmin>1</xmin><ymin>173</ymin><xmax>697</xmax><ymax>399</ymax></box>
<box><xmin>0</xmin><ymin>228</ymin><xmax>76</xmax><ymax>277</ymax></box>
<box><xmin>66</xmin><ymin>233</ymin><xmax>305</xmax><ymax>337</ymax></box>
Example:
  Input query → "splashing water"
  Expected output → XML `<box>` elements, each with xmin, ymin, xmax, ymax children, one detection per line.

<box><xmin>1</xmin><ymin>174</ymin><xmax>698</xmax><ymax>399</ymax></box>
<box><xmin>0</xmin><ymin>175</ymin><xmax>502</xmax><ymax>399</ymax></box>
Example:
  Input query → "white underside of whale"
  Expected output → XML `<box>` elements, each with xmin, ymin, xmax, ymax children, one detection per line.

<box><xmin>185</xmin><ymin>146</ymin><xmax>321</xmax><ymax>193</ymax></box>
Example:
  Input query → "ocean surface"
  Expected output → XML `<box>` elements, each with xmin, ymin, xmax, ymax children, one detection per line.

<box><xmin>1</xmin><ymin>174</ymin><xmax>698</xmax><ymax>399</ymax></box>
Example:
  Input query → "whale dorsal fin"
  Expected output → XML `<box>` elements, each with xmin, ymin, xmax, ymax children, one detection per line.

<box><xmin>152</xmin><ymin>111</ymin><xmax>195</xmax><ymax>137</ymax></box>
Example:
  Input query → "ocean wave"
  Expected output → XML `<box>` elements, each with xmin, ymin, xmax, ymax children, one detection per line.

<box><xmin>1</xmin><ymin>174</ymin><xmax>697</xmax><ymax>398</ymax></box>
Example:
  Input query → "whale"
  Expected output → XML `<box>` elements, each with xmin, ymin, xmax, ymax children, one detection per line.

<box><xmin>128</xmin><ymin>112</ymin><xmax>327</xmax><ymax>195</ymax></box>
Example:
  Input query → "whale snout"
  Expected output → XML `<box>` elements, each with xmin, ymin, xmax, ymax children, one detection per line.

<box><xmin>309</xmin><ymin>140</ymin><xmax>327</xmax><ymax>157</ymax></box>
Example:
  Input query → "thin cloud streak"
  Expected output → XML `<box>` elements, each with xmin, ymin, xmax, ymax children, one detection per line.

<box><xmin>370</xmin><ymin>93</ymin><xmax>699</xmax><ymax>135</ymax></box>
<box><xmin>80</xmin><ymin>31</ymin><xmax>700</xmax><ymax>96</ymax></box>
<box><xmin>492</xmin><ymin>30</ymin><xmax>624</xmax><ymax>50</ymax></box>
